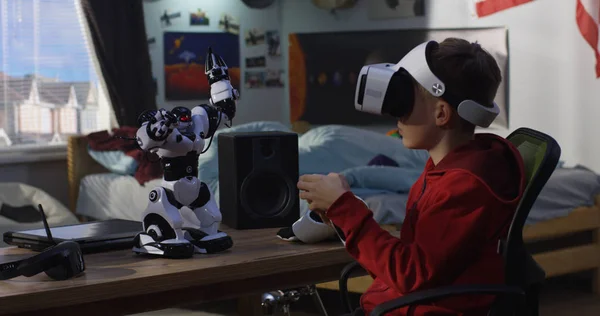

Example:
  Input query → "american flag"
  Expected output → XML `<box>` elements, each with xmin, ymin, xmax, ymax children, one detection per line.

<box><xmin>472</xmin><ymin>0</ymin><xmax>534</xmax><ymax>17</ymax></box>
<box><xmin>577</xmin><ymin>0</ymin><xmax>600</xmax><ymax>78</ymax></box>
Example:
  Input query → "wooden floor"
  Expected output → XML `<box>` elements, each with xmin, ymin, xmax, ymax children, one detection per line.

<box><xmin>136</xmin><ymin>273</ymin><xmax>600</xmax><ymax>315</ymax></box>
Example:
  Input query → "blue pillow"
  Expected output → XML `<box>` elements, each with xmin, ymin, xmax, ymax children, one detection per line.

<box><xmin>87</xmin><ymin>145</ymin><xmax>138</xmax><ymax>175</ymax></box>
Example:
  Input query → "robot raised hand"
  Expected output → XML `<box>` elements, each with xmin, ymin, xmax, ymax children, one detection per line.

<box><xmin>132</xmin><ymin>47</ymin><xmax>238</xmax><ymax>259</ymax></box>
<box><xmin>205</xmin><ymin>46</ymin><xmax>238</xmax><ymax>124</ymax></box>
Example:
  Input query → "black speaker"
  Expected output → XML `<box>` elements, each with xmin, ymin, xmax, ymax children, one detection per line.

<box><xmin>218</xmin><ymin>131</ymin><xmax>300</xmax><ymax>230</ymax></box>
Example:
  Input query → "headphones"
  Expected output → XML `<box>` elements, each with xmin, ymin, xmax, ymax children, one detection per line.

<box><xmin>354</xmin><ymin>40</ymin><xmax>500</xmax><ymax>128</ymax></box>
<box><xmin>0</xmin><ymin>205</ymin><xmax>85</xmax><ymax>281</ymax></box>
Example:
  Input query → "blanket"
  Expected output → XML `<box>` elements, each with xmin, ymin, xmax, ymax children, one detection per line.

<box><xmin>86</xmin><ymin>121</ymin><xmax>430</xmax><ymax>211</ymax></box>
<box><xmin>196</xmin><ymin>121</ymin><xmax>429</xmax><ymax>211</ymax></box>
<box><xmin>86</xmin><ymin>127</ymin><xmax>163</xmax><ymax>185</ymax></box>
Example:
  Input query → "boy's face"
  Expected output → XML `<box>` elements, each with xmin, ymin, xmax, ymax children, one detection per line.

<box><xmin>396</xmin><ymin>85</ymin><xmax>449</xmax><ymax>150</ymax></box>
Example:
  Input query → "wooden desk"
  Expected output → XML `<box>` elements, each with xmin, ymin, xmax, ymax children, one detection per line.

<box><xmin>0</xmin><ymin>227</ymin><xmax>352</xmax><ymax>316</ymax></box>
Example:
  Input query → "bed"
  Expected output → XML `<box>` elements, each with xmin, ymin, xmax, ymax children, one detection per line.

<box><xmin>67</xmin><ymin>122</ymin><xmax>600</xmax><ymax>295</ymax></box>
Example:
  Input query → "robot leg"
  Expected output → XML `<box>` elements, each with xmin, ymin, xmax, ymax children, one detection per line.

<box><xmin>184</xmin><ymin>182</ymin><xmax>233</xmax><ymax>254</ymax></box>
<box><xmin>132</xmin><ymin>187</ymin><xmax>195</xmax><ymax>258</ymax></box>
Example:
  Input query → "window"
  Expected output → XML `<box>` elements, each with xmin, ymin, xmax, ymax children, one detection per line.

<box><xmin>0</xmin><ymin>0</ymin><xmax>112</xmax><ymax>148</ymax></box>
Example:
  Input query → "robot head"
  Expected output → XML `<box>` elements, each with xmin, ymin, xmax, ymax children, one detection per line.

<box><xmin>354</xmin><ymin>40</ymin><xmax>499</xmax><ymax>128</ymax></box>
<box><xmin>170</xmin><ymin>106</ymin><xmax>193</xmax><ymax>131</ymax></box>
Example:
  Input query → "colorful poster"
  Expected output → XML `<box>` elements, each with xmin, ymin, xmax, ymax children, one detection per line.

<box><xmin>245</xmin><ymin>71</ymin><xmax>266</xmax><ymax>89</ymax></box>
<box><xmin>266</xmin><ymin>30</ymin><xmax>281</xmax><ymax>56</ymax></box>
<box><xmin>160</xmin><ymin>10</ymin><xmax>181</xmax><ymax>27</ymax></box>
<box><xmin>190</xmin><ymin>9</ymin><xmax>209</xmax><ymax>25</ymax></box>
<box><xmin>219</xmin><ymin>14</ymin><xmax>240</xmax><ymax>35</ymax></box>
<box><xmin>163</xmin><ymin>32</ymin><xmax>240</xmax><ymax>101</ymax></box>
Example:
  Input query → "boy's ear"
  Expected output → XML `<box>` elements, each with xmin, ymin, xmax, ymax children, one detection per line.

<box><xmin>434</xmin><ymin>100</ymin><xmax>453</xmax><ymax>127</ymax></box>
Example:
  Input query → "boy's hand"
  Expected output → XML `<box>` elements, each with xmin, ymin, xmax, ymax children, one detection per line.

<box><xmin>298</xmin><ymin>173</ymin><xmax>350</xmax><ymax>213</ymax></box>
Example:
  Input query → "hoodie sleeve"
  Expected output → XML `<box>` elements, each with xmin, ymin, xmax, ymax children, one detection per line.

<box><xmin>326</xmin><ymin>171</ymin><xmax>511</xmax><ymax>294</ymax></box>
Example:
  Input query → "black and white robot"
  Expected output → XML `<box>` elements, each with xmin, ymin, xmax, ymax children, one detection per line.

<box><xmin>132</xmin><ymin>47</ymin><xmax>239</xmax><ymax>258</ymax></box>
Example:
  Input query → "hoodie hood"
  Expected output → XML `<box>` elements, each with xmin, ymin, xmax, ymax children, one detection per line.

<box><xmin>427</xmin><ymin>133</ymin><xmax>525</xmax><ymax>202</ymax></box>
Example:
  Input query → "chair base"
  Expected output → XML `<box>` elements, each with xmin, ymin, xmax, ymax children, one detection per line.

<box><xmin>261</xmin><ymin>285</ymin><xmax>329</xmax><ymax>316</ymax></box>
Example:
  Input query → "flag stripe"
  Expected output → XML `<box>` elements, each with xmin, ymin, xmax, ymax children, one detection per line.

<box><xmin>475</xmin><ymin>0</ymin><xmax>533</xmax><ymax>17</ymax></box>
<box><xmin>576</xmin><ymin>0</ymin><xmax>600</xmax><ymax>78</ymax></box>
<box><xmin>579</xmin><ymin>0</ymin><xmax>600</xmax><ymax>50</ymax></box>
<box><xmin>580</xmin><ymin>0</ymin><xmax>600</xmax><ymax>24</ymax></box>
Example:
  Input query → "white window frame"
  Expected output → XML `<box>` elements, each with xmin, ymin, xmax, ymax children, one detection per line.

<box><xmin>0</xmin><ymin>0</ymin><xmax>117</xmax><ymax>164</ymax></box>
<box><xmin>0</xmin><ymin>142</ymin><xmax>67</xmax><ymax>164</ymax></box>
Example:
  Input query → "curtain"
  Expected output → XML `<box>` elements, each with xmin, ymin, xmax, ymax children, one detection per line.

<box><xmin>80</xmin><ymin>0</ymin><xmax>156</xmax><ymax>127</ymax></box>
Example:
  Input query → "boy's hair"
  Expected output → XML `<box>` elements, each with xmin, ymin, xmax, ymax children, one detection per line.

<box><xmin>418</xmin><ymin>38</ymin><xmax>502</xmax><ymax>132</ymax></box>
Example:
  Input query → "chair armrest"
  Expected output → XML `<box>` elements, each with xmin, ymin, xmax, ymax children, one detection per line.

<box><xmin>370</xmin><ymin>284</ymin><xmax>525</xmax><ymax>316</ymax></box>
<box><xmin>340</xmin><ymin>261</ymin><xmax>368</xmax><ymax>313</ymax></box>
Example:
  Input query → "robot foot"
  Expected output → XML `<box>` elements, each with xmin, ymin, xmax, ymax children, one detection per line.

<box><xmin>183</xmin><ymin>228</ymin><xmax>233</xmax><ymax>254</ymax></box>
<box><xmin>132</xmin><ymin>232</ymin><xmax>195</xmax><ymax>259</ymax></box>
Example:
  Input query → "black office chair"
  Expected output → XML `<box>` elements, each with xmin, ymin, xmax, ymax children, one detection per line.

<box><xmin>339</xmin><ymin>127</ymin><xmax>562</xmax><ymax>316</ymax></box>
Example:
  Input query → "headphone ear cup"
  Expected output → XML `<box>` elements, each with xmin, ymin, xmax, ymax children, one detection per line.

<box><xmin>44</xmin><ymin>263</ymin><xmax>70</xmax><ymax>281</ymax></box>
<box><xmin>44</xmin><ymin>242</ymin><xmax>84</xmax><ymax>280</ymax></box>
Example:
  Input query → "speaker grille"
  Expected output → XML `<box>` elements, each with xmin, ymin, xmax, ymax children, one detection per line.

<box><xmin>240</xmin><ymin>171</ymin><xmax>293</xmax><ymax>217</ymax></box>
<box><xmin>218</xmin><ymin>131</ymin><xmax>300</xmax><ymax>229</ymax></box>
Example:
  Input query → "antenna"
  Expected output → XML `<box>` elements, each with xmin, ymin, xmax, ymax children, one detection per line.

<box><xmin>38</xmin><ymin>204</ymin><xmax>55</xmax><ymax>245</ymax></box>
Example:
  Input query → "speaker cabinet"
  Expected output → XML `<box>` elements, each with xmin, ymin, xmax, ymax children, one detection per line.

<box><xmin>218</xmin><ymin>131</ymin><xmax>300</xmax><ymax>230</ymax></box>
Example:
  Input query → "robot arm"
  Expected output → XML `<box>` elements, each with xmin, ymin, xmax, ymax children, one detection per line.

<box><xmin>191</xmin><ymin>104</ymin><xmax>230</xmax><ymax>140</ymax></box>
<box><xmin>136</xmin><ymin>47</ymin><xmax>238</xmax><ymax>151</ymax></box>
<box><xmin>135</xmin><ymin>108</ymin><xmax>178</xmax><ymax>151</ymax></box>
<box><xmin>189</xmin><ymin>47</ymin><xmax>239</xmax><ymax>140</ymax></box>
<box><xmin>205</xmin><ymin>47</ymin><xmax>238</xmax><ymax>124</ymax></box>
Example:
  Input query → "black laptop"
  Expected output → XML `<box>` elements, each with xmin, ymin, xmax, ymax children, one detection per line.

<box><xmin>3</xmin><ymin>219</ymin><xmax>143</xmax><ymax>254</ymax></box>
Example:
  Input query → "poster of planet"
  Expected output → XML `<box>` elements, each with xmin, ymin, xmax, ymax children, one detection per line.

<box><xmin>163</xmin><ymin>32</ymin><xmax>241</xmax><ymax>101</ymax></box>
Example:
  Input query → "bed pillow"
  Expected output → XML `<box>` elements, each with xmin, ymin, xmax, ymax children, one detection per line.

<box><xmin>0</xmin><ymin>182</ymin><xmax>79</xmax><ymax>226</ymax></box>
<box><xmin>87</xmin><ymin>146</ymin><xmax>138</xmax><ymax>175</ymax></box>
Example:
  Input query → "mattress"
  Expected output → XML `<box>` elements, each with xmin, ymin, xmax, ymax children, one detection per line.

<box><xmin>75</xmin><ymin>166</ymin><xmax>600</xmax><ymax>226</ymax></box>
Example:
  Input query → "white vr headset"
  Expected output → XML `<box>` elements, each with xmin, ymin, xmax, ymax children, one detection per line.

<box><xmin>354</xmin><ymin>40</ymin><xmax>500</xmax><ymax>128</ymax></box>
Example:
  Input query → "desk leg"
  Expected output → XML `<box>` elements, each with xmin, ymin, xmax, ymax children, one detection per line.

<box><xmin>237</xmin><ymin>294</ymin><xmax>263</xmax><ymax>315</ymax></box>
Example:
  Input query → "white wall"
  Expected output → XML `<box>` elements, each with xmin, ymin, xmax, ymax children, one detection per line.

<box><xmin>142</xmin><ymin>0</ymin><xmax>284</xmax><ymax>125</ymax></box>
<box><xmin>280</xmin><ymin>0</ymin><xmax>600</xmax><ymax>171</ymax></box>
<box><xmin>140</xmin><ymin>0</ymin><xmax>600</xmax><ymax>171</ymax></box>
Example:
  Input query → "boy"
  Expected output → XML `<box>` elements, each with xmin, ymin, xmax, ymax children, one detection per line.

<box><xmin>297</xmin><ymin>38</ymin><xmax>526</xmax><ymax>315</ymax></box>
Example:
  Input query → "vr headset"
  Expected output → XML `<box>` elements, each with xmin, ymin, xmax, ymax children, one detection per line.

<box><xmin>354</xmin><ymin>40</ymin><xmax>500</xmax><ymax>127</ymax></box>
<box><xmin>0</xmin><ymin>205</ymin><xmax>85</xmax><ymax>281</ymax></box>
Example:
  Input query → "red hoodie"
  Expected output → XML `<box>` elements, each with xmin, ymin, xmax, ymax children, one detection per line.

<box><xmin>326</xmin><ymin>134</ymin><xmax>525</xmax><ymax>316</ymax></box>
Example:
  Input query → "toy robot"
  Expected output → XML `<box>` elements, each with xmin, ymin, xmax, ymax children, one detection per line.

<box><xmin>132</xmin><ymin>47</ymin><xmax>239</xmax><ymax>258</ymax></box>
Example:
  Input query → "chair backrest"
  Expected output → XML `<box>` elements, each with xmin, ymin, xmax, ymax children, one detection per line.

<box><xmin>501</xmin><ymin>127</ymin><xmax>561</xmax><ymax>286</ymax></box>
